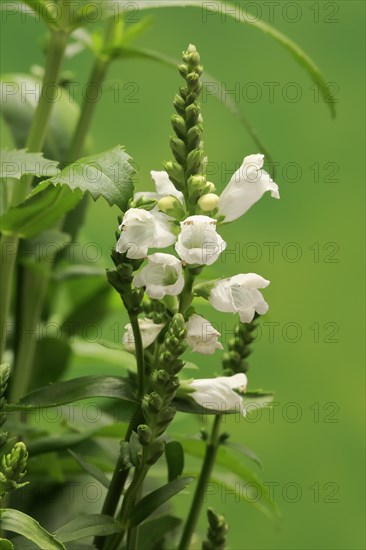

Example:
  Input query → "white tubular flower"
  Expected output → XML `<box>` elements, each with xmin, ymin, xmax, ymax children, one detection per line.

<box><xmin>175</xmin><ymin>215</ymin><xmax>227</xmax><ymax>266</ymax></box>
<box><xmin>133</xmin><ymin>253</ymin><xmax>184</xmax><ymax>299</ymax></box>
<box><xmin>217</xmin><ymin>154</ymin><xmax>279</xmax><ymax>222</ymax></box>
<box><xmin>135</xmin><ymin>171</ymin><xmax>183</xmax><ymax>204</ymax></box>
<box><xmin>186</xmin><ymin>314</ymin><xmax>223</xmax><ymax>355</ymax></box>
<box><xmin>116</xmin><ymin>208</ymin><xmax>176</xmax><ymax>259</ymax></box>
<box><xmin>189</xmin><ymin>373</ymin><xmax>248</xmax><ymax>416</ymax></box>
<box><xmin>210</xmin><ymin>273</ymin><xmax>270</xmax><ymax>323</ymax></box>
<box><xmin>123</xmin><ymin>318</ymin><xmax>165</xmax><ymax>352</ymax></box>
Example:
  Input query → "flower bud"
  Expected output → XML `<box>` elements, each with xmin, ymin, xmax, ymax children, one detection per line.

<box><xmin>173</xmin><ymin>94</ymin><xmax>186</xmax><ymax>115</ymax></box>
<box><xmin>137</xmin><ymin>424</ymin><xmax>152</xmax><ymax>446</ymax></box>
<box><xmin>158</xmin><ymin>195</ymin><xmax>186</xmax><ymax>220</ymax></box>
<box><xmin>156</xmin><ymin>406</ymin><xmax>176</xmax><ymax>427</ymax></box>
<box><xmin>170</xmin><ymin>137</ymin><xmax>187</xmax><ymax>164</ymax></box>
<box><xmin>145</xmin><ymin>440</ymin><xmax>165</xmax><ymax>465</ymax></box>
<box><xmin>171</xmin><ymin>114</ymin><xmax>187</xmax><ymax>139</ymax></box>
<box><xmin>163</xmin><ymin>161</ymin><xmax>185</xmax><ymax>191</ymax></box>
<box><xmin>198</xmin><ymin>193</ymin><xmax>219</xmax><ymax>212</ymax></box>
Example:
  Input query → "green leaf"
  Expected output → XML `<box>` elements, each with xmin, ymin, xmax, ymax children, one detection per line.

<box><xmin>130</xmin><ymin>477</ymin><xmax>194</xmax><ymax>527</ymax></box>
<box><xmin>180</xmin><ymin>439</ymin><xmax>280</xmax><ymax>521</ymax></box>
<box><xmin>19</xmin><ymin>230</ymin><xmax>71</xmax><ymax>269</ymax></box>
<box><xmin>54</xmin><ymin>514</ymin><xmax>120</xmax><ymax>543</ymax></box>
<box><xmin>224</xmin><ymin>441</ymin><xmax>262</xmax><ymax>468</ymax></box>
<box><xmin>165</xmin><ymin>441</ymin><xmax>184</xmax><ymax>482</ymax></box>
<box><xmin>0</xmin><ymin>184</ymin><xmax>83</xmax><ymax>238</ymax></box>
<box><xmin>46</xmin><ymin>146</ymin><xmax>134</xmax><ymax>210</ymax></box>
<box><xmin>127</xmin><ymin>0</ymin><xmax>335</xmax><ymax>117</ymax></box>
<box><xmin>137</xmin><ymin>515</ymin><xmax>182</xmax><ymax>550</ymax></box>
<box><xmin>0</xmin><ymin>74</ymin><xmax>85</xmax><ymax>162</ymax></box>
<box><xmin>68</xmin><ymin>450</ymin><xmax>110</xmax><ymax>489</ymax></box>
<box><xmin>14</xmin><ymin>376</ymin><xmax>137</xmax><ymax>415</ymax></box>
<box><xmin>26</xmin><ymin>430</ymin><xmax>97</xmax><ymax>457</ymax></box>
<box><xmin>0</xmin><ymin>149</ymin><xmax>58</xmax><ymax>179</ymax></box>
<box><xmin>0</xmin><ymin>539</ymin><xmax>14</xmax><ymax>550</ymax></box>
<box><xmin>0</xmin><ymin>509</ymin><xmax>65</xmax><ymax>549</ymax></box>
<box><xmin>53</xmin><ymin>264</ymin><xmax>106</xmax><ymax>281</ymax></box>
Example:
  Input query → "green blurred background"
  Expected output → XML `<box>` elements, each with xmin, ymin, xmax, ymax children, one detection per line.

<box><xmin>1</xmin><ymin>1</ymin><xmax>365</xmax><ymax>548</ymax></box>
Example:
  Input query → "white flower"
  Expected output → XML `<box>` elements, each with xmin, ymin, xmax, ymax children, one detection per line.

<box><xmin>189</xmin><ymin>373</ymin><xmax>248</xmax><ymax>416</ymax></box>
<box><xmin>175</xmin><ymin>215</ymin><xmax>226</xmax><ymax>266</ymax></box>
<box><xmin>134</xmin><ymin>170</ymin><xmax>183</xmax><ymax>204</ymax></box>
<box><xmin>116</xmin><ymin>208</ymin><xmax>176</xmax><ymax>259</ymax></box>
<box><xmin>133</xmin><ymin>253</ymin><xmax>184</xmax><ymax>299</ymax></box>
<box><xmin>186</xmin><ymin>314</ymin><xmax>223</xmax><ymax>355</ymax></box>
<box><xmin>217</xmin><ymin>154</ymin><xmax>279</xmax><ymax>222</ymax></box>
<box><xmin>123</xmin><ymin>318</ymin><xmax>165</xmax><ymax>352</ymax></box>
<box><xmin>210</xmin><ymin>273</ymin><xmax>270</xmax><ymax>323</ymax></box>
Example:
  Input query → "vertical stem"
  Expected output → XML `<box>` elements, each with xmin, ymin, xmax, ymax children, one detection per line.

<box><xmin>0</xmin><ymin>30</ymin><xmax>69</xmax><ymax>362</ymax></box>
<box><xmin>178</xmin><ymin>415</ymin><xmax>222</xmax><ymax>550</ymax></box>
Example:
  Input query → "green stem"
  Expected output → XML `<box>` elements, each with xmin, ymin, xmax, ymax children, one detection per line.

<box><xmin>0</xmin><ymin>30</ymin><xmax>68</xmax><ymax>363</ymax></box>
<box><xmin>179</xmin><ymin>268</ymin><xmax>195</xmax><ymax>314</ymax></box>
<box><xmin>178</xmin><ymin>415</ymin><xmax>223</xmax><ymax>550</ymax></box>
<box><xmin>96</xmin><ymin>310</ymin><xmax>145</xmax><ymax>549</ymax></box>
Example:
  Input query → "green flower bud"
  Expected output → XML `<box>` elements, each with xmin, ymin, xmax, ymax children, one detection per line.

<box><xmin>186</xmin><ymin>125</ymin><xmax>202</xmax><ymax>151</ymax></box>
<box><xmin>137</xmin><ymin>424</ymin><xmax>152</xmax><ymax>446</ymax></box>
<box><xmin>173</xmin><ymin>94</ymin><xmax>186</xmax><ymax>115</ymax></box>
<box><xmin>178</xmin><ymin>64</ymin><xmax>188</xmax><ymax>78</ymax></box>
<box><xmin>170</xmin><ymin>137</ymin><xmax>186</xmax><ymax>164</ymax></box>
<box><xmin>186</xmin><ymin>149</ymin><xmax>205</xmax><ymax>177</ymax></box>
<box><xmin>147</xmin><ymin>392</ymin><xmax>163</xmax><ymax>413</ymax></box>
<box><xmin>156</xmin><ymin>406</ymin><xmax>176</xmax><ymax>427</ymax></box>
<box><xmin>185</xmin><ymin>103</ymin><xmax>200</xmax><ymax>126</ymax></box>
<box><xmin>171</xmin><ymin>114</ymin><xmax>187</xmax><ymax>139</ymax></box>
<box><xmin>163</xmin><ymin>161</ymin><xmax>185</xmax><ymax>190</ymax></box>
<box><xmin>158</xmin><ymin>195</ymin><xmax>186</xmax><ymax>220</ymax></box>
<box><xmin>0</xmin><ymin>442</ymin><xmax>28</xmax><ymax>496</ymax></box>
<box><xmin>145</xmin><ymin>440</ymin><xmax>165</xmax><ymax>465</ymax></box>
<box><xmin>187</xmin><ymin>174</ymin><xmax>206</xmax><ymax>193</ymax></box>
<box><xmin>198</xmin><ymin>193</ymin><xmax>219</xmax><ymax>212</ymax></box>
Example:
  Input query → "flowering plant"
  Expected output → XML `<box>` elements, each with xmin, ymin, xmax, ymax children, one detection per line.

<box><xmin>0</xmin><ymin>2</ymin><xmax>334</xmax><ymax>548</ymax></box>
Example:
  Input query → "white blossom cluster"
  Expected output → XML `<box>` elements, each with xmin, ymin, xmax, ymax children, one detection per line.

<box><xmin>117</xmin><ymin>153</ymin><xmax>279</xmax><ymax>414</ymax></box>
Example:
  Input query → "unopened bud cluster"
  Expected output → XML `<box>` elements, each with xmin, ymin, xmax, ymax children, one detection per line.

<box><xmin>165</xmin><ymin>44</ymin><xmax>217</xmax><ymax>214</ymax></box>
<box><xmin>202</xmin><ymin>508</ymin><xmax>229</xmax><ymax>550</ymax></box>
<box><xmin>138</xmin><ymin>314</ymin><xmax>187</xmax><ymax>464</ymax></box>
<box><xmin>222</xmin><ymin>318</ymin><xmax>257</xmax><ymax>375</ymax></box>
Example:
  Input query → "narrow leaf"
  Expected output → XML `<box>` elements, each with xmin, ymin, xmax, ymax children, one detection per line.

<box><xmin>128</xmin><ymin>0</ymin><xmax>335</xmax><ymax>116</ymax></box>
<box><xmin>0</xmin><ymin>509</ymin><xmax>65</xmax><ymax>549</ymax></box>
<box><xmin>0</xmin><ymin>149</ymin><xmax>58</xmax><ymax>179</ymax></box>
<box><xmin>54</xmin><ymin>514</ymin><xmax>120</xmax><ymax>543</ymax></box>
<box><xmin>26</xmin><ymin>430</ymin><xmax>97</xmax><ymax>457</ymax></box>
<box><xmin>68</xmin><ymin>450</ymin><xmax>110</xmax><ymax>489</ymax></box>
<box><xmin>224</xmin><ymin>441</ymin><xmax>262</xmax><ymax>468</ymax></box>
<box><xmin>17</xmin><ymin>375</ymin><xmax>138</xmax><ymax>408</ymax></box>
<box><xmin>165</xmin><ymin>441</ymin><xmax>184</xmax><ymax>482</ymax></box>
<box><xmin>47</xmin><ymin>146</ymin><xmax>134</xmax><ymax>211</ymax></box>
<box><xmin>130</xmin><ymin>477</ymin><xmax>194</xmax><ymax>526</ymax></box>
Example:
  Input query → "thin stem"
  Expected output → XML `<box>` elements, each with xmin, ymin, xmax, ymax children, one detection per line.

<box><xmin>179</xmin><ymin>268</ymin><xmax>195</xmax><ymax>314</ymax></box>
<box><xmin>178</xmin><ymin>415</ymin><xmax>223</xmax><ymax>550</ymax></box>
<box><xmin>0</xmin><ymin>30</ymin><xmax>68</xmax><ymax>362</ymax></box>
<box><xmin>96</xmin><ymin>310</ymin><xmax>145</xmax><ymax>549</ymax></box>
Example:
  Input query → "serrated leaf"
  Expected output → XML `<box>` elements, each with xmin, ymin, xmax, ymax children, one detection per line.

<box><xmin>68</xmin><ymin>450</ymin><xmax>110</xmax><ymax>489</ymax></box>
<box><xmin>126</xmin><ymin>0</ymin><xmax>335</xmax><ymax>117</ymax></box>
<box><xmin>0</xmin><ymin>184</ymin><xmax>83</xmax><ymax>238</ymax></box>
<box><xmin>138</xmin><ymin>515</ymin><xmax>182</xmax><ymax>550</ymax></box>
<box><xmin>165</xmin><ymin>441</ymin><xmax>184</xmax><ymax>482</ymax></box>
<box><xmin>0</xmin><ymin>509</ymin><xmax>65</xmax><ymax>549</ymax></box>
<box><xmin>46</xmin><ymin>146</ymin><xmax>134</xmax><ymax>210</ymax></box>
<box><xmin>0</xmin><ymin>149</ymin><xmax>58</xmax><ymax>179</ymax></box>
<box><xmin>12</xmin><ymin>376</ymin><xmax>137</xmax><ymax>415</ymax></box>
<box><xmin>54</xmin><ymin>514</ymin><xmax>120</xmax><ymax>543</ymax></box>
<box><xmin>130</xmin><ymin>477</ymin><xmax>194</xmax><ymax>526</ymax></box>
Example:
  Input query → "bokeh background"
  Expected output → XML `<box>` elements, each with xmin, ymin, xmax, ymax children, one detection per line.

<box><xmin>1</xmin><ymin>1</ymin><xmax>365</xmax><ymax>549</ymax></box>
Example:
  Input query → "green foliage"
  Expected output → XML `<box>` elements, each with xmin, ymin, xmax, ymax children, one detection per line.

<box><xmin>46</xmin><ymin>146</ymin><xmax>135</xmax><ymax>210</ymax></box>
<box><xmin>54</xmin><ymin>514</ymin><xmax>121</xmax><ymax>543</ymax></box>
<box><xmin>0</xmin><ymin>74</ymin><xmax>83</xmax><ymax>161</ymax></box>
<box><xmin>130</xmin><ymin>477</ymin><xmax>195</xmax><ymax>526</ymax></box>
<box><xmin>0</xmin><ymin>149</ymin><xmax>58</xmax><ymax>179</ymax></box>
<box><xmin>138</xmin><ymin>515</ymin><xmax>182</xmax><ymax>550</ymax></box>
<box><xmin>0</xmin><ymin>184</ymin><xmax>82</xmax><ymax>238</ymax></box>
<box><xmin>165</xmin><ymin>440</ymin><xmax>185</xmax><ymax>482</ymax></box>
<box><xmin>0</xmin><ymin>509</ymin><xmax>65</xmax><ymax>549</ymax></box>
<box><xmin>0</xmin><ymin>442</ymin><xmax>28</xmax><ymax>496</ymax></box>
